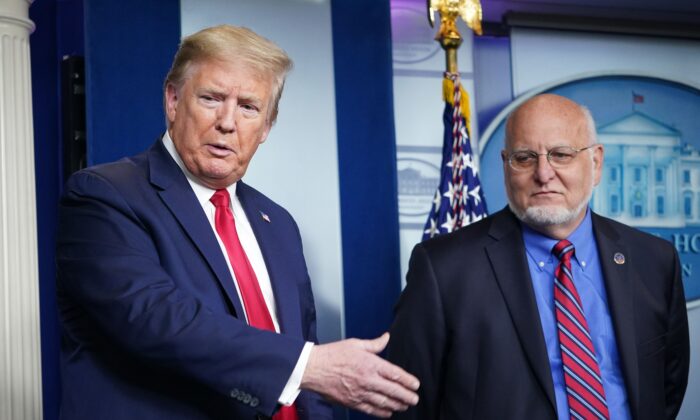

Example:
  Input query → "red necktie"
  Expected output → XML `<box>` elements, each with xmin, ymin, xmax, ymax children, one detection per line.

<box><xmin>210</xmin><ymin>189</ymin><xmax>298</xmax><ymax>420</ymax></box>
<box><xmin>553</xmin><ymin>239</ymin><xmax>609</xmax><ymax>420</ymax></box>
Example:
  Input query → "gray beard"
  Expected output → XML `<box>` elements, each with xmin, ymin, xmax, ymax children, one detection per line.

<box><xmin>508</xmin><ymin>186</ymin><xmax>593</xmax><ymax>229</ymax></box>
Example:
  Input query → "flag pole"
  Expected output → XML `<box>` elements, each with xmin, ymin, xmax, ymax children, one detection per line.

<box><xmin>422</xmin><ymin>0</ymin><xmax>487</xmax><ymax>240</ymax></box>
<box><xmin>428</xmin><ymin>0</ymin><xmax>483</xmax><ymax>73</ymax></box>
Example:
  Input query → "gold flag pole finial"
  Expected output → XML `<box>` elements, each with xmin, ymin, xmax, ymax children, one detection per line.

<box><xmin>428</xmin><ymin>0</ymin><xmax>483</xmax><ymax>73</ymax></box>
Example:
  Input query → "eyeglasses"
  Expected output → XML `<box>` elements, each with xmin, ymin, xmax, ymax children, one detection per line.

<box><xmin>506</xmin><ymin>145</ymin><xmax>597</xmax><ymax>172</ymax></box>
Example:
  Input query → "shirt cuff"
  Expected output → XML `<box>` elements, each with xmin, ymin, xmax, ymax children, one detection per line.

<box><xmin>278</xmin><ymin>342</ymin><xmax>314</xmax><ymax>406</ymax></box>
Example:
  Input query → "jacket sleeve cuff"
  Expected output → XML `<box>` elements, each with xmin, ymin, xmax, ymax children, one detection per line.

<box><xmin>278</xmin><ymin>341</ymin><xmax>314</xmax><ymax>405</ymax></box>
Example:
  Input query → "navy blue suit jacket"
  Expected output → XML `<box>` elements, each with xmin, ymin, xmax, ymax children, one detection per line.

<box><xmin>387</xmin><ymin>208</ymin><xmax>689</xmax><ymax>420</ymax></box>
<box><xmin>56</xmin><ymin>139</ymin><xmax>331</xmax><ymax>419</ymax></box>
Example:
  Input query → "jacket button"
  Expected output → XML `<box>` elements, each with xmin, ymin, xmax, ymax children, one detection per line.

<box><xmin>250</xmin><ymin>397</ymin><xmax>259</xmax><ymax>407</ymax></box>
<box><xmin>229</xmin><ymin>389</ymin><xmax>239</xmax><ymax>399</ymax></box>
<box><xmin>243</xmin><ymin>394</ymin><xmax>252</xmax><ymax>404</ymax></box>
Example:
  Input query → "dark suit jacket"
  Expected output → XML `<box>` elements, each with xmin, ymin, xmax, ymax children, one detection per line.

<box><xmin>56</xmin><ymin>139</ymin><xmax>332</xmax><ymax>419</ymax></box>
<box><xmin>387</xmin><ymin>208</ymin><xmax>689</xmax><ymax>420</ymax></box>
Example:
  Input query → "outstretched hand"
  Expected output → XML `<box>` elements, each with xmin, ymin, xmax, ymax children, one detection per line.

<box><xmin>301</xmin><ymin>332</ymin><xmax>419</xmax><ymax>418</ymax></box>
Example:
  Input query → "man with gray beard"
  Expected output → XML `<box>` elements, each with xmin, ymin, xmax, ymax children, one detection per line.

<box><xmin>387</xmin><ymin>94</ymin><xmax>690</xmax><ymax>420</ymax></box>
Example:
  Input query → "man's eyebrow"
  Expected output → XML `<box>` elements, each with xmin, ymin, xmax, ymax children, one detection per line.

<box><xmin>238</xmin><ymin>94</ymin><xmax>265</xmax><ymax>107</ymax></box>
<box><xmin>238</xmin><ymin>92</ymin><xmax>262</xmax><ymax>100</ymax></box>
<box><xmin>196</xmin><ymin>86</ymin><xmax>225</xmax><ymax>95</ymax></box>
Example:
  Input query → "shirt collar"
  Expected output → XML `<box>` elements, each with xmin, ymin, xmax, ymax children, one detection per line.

<box><xmin>161</xmin><ymin>132</ymin><xmax>237</xmax><ymax>207</ymax></box>
<box><xmin>522</xmin><ymin>208</ymin><xmax>595</xmax><ymax>270</ymax></box>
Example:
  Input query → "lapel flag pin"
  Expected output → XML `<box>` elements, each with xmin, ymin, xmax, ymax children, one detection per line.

<box><xmin>260</xmin><ymin>212</ymin><xmax>271</xmax><ymax>223</ymax></box>
<box><xmin>613</xmin><ymin>252</ymin><xmax>625</xmax><ymax>265</ymax></box>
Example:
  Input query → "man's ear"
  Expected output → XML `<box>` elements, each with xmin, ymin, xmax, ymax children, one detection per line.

<box><xmin>258</xmin><ymin>124</ymin><xmax>271</xmax><ymax>145</ymax></box>
<box><xmin>592</xmin><ymin>144</ymin><xmax>604</xmax><ymax>186</ymax></box>
<box><xmin>501</xmin><ymin>150</ymin><xmax>510</xmax><ymax>171</ymax></box>
<box><xmin>165</xmin><ymin>83</ymin><xmax>179</xmax><ymax>124</ymax></box>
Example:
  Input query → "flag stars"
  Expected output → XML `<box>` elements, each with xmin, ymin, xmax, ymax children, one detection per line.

<box><xmin>460</xmin><ymin>209</ymin><xmax>470</xmax><ymax>225</ymax></box>
<box><xmin>443</xmin><ymin>182</ymin><xmax>460</xmax><ymax>206</ymax></box>
<box><xmin>432</xmin><ymin>190</ymin><xmax>442</xmax><ymax>210</ymax></box>
<box><xmin>424</xmin><ymin>218</ymin><xmax>439</xmax><ymax>238</ymax></box>
<box><xmin>460</xmin><ymin>187</ymin><xmax>470</xmax><ymax>206</ymax></box>
<box><xmin>468</xmin><ymin>185</ymin><xmax>482</xmax><ymax>205</ymax></box>
<box><xmin>441</xmin><ymin>213</ymin><xmax>457</xmax><ymax>233</ymax></box>
<box><xmin>463</xmin><ymin>153</ymin><xmax>478</xmax><ymax>177</ymax></box>
<box><xmin>459</xmin><ymin>125</ymin><xmax>469</xmax><ymax>143</ymax></box>
<box><xmin>446</xmin><ymin>152</ymin><xmax>464</xmax><ymax>169</ymax></box>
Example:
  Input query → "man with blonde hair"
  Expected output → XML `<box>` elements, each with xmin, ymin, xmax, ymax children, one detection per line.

<box><xmin>388</xmin><ymin>94</ymin><xmax>689</xmax><ymax>419</ymax></box>
<box><xmin>57</xmin><ymin>25</ymin><xmax>418</xmax><ymax>420</ymax></box>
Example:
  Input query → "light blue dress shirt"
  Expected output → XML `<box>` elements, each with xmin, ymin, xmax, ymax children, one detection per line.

<box><xmin>522</xmin><ymin>209</ymin><xmax>631</xmax><ymax>419</ymax></box>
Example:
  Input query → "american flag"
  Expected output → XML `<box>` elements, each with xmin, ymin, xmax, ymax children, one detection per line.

<box><xmin>633</xmin><ymin>92</ymin><xmax>644</xmax><ymax>103</ymax></box>
<box><xmin>423</xmin><ymin>73</ymin><xmax>488</xmax><ymax>240</ymax></box>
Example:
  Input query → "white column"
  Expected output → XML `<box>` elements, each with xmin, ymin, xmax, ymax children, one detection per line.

<box><xmin>0</xmin><ymin>1</ymin><xmax>43</xmax><ymax>420</ymax></box>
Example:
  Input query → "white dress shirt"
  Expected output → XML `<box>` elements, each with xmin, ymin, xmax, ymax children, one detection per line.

<box><xmin>163</xmin><ymin>132</ymin><xmax>311</xmax><ymax>406</ymax></box>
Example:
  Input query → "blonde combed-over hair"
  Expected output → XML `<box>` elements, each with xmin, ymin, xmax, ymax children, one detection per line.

<box><xmin>164</xmin><ymin>25</ymin><xmax>292</xmax><ymax>124</ymax></box>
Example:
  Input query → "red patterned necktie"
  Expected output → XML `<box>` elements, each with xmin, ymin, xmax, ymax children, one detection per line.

<box><xmin>210</xmin><ymin>189</ymin><xmax>298</xmax><ymax>420</ymax></box>
<box><xmin>552</xmin><ymin>239</ymin><xmax>609</xmax><ymax>420</ymax></box>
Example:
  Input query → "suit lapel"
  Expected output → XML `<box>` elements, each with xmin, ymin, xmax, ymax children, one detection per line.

<box><xmin>147</xmin><ymin>140</ymin><xmax>246</xmax><ymax>318</ymax></box>
<box><xmin>592</xmin><ymin>213</ymin><xmax>639</xmax><ymax>419</ymax></box>
<box><xmin>485</xmin><ymin>210</ymin><xmax>557</xmax><ymax>413</ymax></box>
<box><xmin>237</xmin><ymin>182</ymin><xmax>302</xmax><ymax>338</ymax></box>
